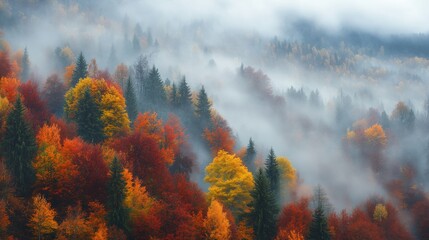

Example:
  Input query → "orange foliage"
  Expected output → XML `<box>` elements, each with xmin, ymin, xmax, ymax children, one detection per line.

<box><xmin>0</xmin><ymin>77</ymin><xmax>20</xmax><ymax>102</ymax></box>
<box><xmin>277</xmin><ymin>198</ymin><xmax>312</xmax><ymax>238</ymax></box>
<box><xmin>64</xmin><ymin>64</ymin><xmax>75</xmax><ymax>87</ymax></box>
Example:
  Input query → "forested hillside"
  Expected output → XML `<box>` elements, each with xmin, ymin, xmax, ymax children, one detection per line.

<box><xmin>0</xmin><ymin>0</ymin><xmax>429</xmax><ymax>239</ymax></box>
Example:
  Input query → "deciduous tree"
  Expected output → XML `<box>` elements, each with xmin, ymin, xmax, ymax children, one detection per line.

<box><xmin>29</xmin><ymin>194</ymin><xmax>58</xmax><ymax>240</ymax></box>
<box><xmin>204</xmin><ymin>200</ymin><xmax>231</xmax><ymax>240</ymax></box>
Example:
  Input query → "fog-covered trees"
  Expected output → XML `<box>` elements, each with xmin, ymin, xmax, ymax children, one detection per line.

<box><xmin>71</xmin><ymin>52</ymin><xmax>88</xmax><ymax>87</ymax></box>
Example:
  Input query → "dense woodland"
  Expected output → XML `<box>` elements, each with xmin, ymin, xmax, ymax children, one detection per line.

<box><xmin>0</xmin><ymin>1</ymin><xmax>429</xmax><ymax>240</ymax></box>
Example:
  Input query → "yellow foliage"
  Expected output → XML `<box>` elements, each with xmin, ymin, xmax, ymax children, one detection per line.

<box><xmin>346</xmin><ymin>130</ymin><xmax>356</xmax><ymax>140</ymax></box>
<box><xmin>123</xmin><ymin>168</ymin><xmax>155</xmax><ymax>217</ymax></box>
<box><xmin>65</xmin><ymin>77</ymin><xmax>130</xmax><ymax>138</ymax></box>
<box><xmin>277</xmin><ymin>156</ymin><xmax>297</xmax><ymax>188</ymax></box>
<box><xmin>373</xmin><ymin>203</ymin><xmax>388</xmax><ymax>222</ymax></box>
<box><xmin>29</xmin><ymin>194</ymin><xmax>58</xmax><ymax>238</ymax></box>
<box><xmin>236</xmin><ymin>221</ymin><xmax>253</xmax><ymax>240</ymax></box>
<box><xmin>364</xmin><ymin>124</ymin><xmax>387</xmax><ymax>146</ymax></box>
<box><xmin>205</xmin><ymin>150</ymin><xmax>254</xmax><ymax>216</ymax></box>
<box><xmin>37</xmin><ymin>124</ymin><xmax>62</xmax><ymax>149</ymax></box>
<box><xmin>204</xmin><ymin>200</ymin><xmax>231</xmax><ymax>240</ymax></box>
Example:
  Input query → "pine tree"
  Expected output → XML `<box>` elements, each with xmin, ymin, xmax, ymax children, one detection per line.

<box><xmin>243</xmin><ymin>138</ymin><xmax>256</xmax><ymax>173</ymax></box>
<box><xmin>308</xmin><ymin>185</ymin><xmax>331</xmax><ymax>240</ymax></box>
<box><xmin>265</xmin><ymin>148</ymin><xmax>280</xmax><ymax>200</ymax></box>
<box><xmin>178</xmin><ymin>76</ymin><xmax>192</xmax><ymax>111</ymax></box>
<box><xmin>71</xmin><ymin>52</ymin><xmax>88</xmax><ymax>87</ymax></box>
<box><xmin>125</xmin><ymin>77</ymin><xmax>138</xmax><ymax>122</ymax></box>
<box><xmin>107</xmin><ymin>157</ymin><xmax>129</xmax><ymax>232</ymax></box>
<box><xmin>170</xmin><ymin>82</ymin><xmax>179</xmax><ymax>109</ymax></box>
<box><xmin>247</xmin><ymin>169</ymin><xmax>278</xmax><ymax>240</ymax></box>
<box><xmin>147</xmin><ymin>66</ymin><xmax>166</xmax><ymax>110</ymax></box>
<box><xmin>134</xmin><ymin>55</ymin><xmax>148</xmax><ymax>102</ymax></box>
<box><xmin>196</xmin><ymin>85</ymin><xmax>212</xmax><ymax>129</ymax></box>
<box><xmin>21</xmin><ymin>47</ymin><xmax>30</xmax><ymax>82</ymax></box>
<box><xmin>76</xmin><ymin>88</ymin><xmax>104</xmax><ymax>143</ymax></box>
<box><xmin>1</xmin><ymin>97</ymin><xmax>37</xmax><ymax>196</ymax></box>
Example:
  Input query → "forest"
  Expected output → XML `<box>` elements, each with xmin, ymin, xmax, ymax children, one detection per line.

<box><xmin>0</xmin><ymin>0</ymin><xmax>429</xmax><ymax>239</ymax></box>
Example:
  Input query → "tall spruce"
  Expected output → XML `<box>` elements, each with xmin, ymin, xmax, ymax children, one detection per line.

<box><xmin>178</xmin><ymin>76</ymin><xmax>192</xmax><ymax>111</ymax></box>
<box><xmin>195</xmin><ymin>85</ymin><xmax>212</xmax><ymax>129</ymax></box>
<box><xmin>147</xmin><ymin>66</ymin><xmax>167</xmax><ymax>111</ymax></box>
<box><xmin>125</xmin><ymin>77</ymin><xmax>138</xmax><ymax>122</ymax></box>
<box><xmin>76</xmin><ymin>88</ymin><xmax>104</xmax><ymax>143</ymax></box>
<box><xmin>265</xmin><ymin>148</ymin><xmax>280</xmax><ymax>199</ymax></box>
<box><xmin>134</xmin><ymin>55</ymin><xmax>149</xmax><ymax>106</ymax></box>
<box><xmin>247</xmin><ymin>169</ymin><xmax>278</xmax><ymax>240</ymax></box>
<box><xmin>243</xmin><ymin>138</ymin><xmax>256</xmax><ymax>173</ymax></box>
<box><xmin>71</xmin><ymin>52</ymin><xmax>88</xmax><ymax>87</ymax></box>
<box><xmin>1</xmin><ymin>97</ymin><xmax>37</xmax><ymax>196</ymax></box>
<box><xmin>170</xmin><ymin>82</ymin><xmax>179</xmax><ymax>109</ymax></box>
<box><xmin>308</xmin><ymin>185</ymin><xmax>331</xmax><ymax>240</ymax></box>
<box><xmin>21</xmin><ymin>47</ymin><xmax>30</xmax><ymax>82</ymax></box>
<box><xmin>107</xmin><ymin>157</ymin><xmax>129</xmax><ymax>232</ymax></box>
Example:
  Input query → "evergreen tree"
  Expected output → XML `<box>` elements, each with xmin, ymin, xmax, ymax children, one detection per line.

<box><xmin>125</xmin><ymin>77</ymin><xmax>138</xmax><ymax>122</ymax></box>
<box><xmin>178</xmin><ymin>76</ymin><xmax>192</xmax><ymax>111</ymax></box>
<box><xmin>147</xmin><ymin>66</ymin><xmax>167</xmax><ymax>110</ymax></box>
<box><xmin>76</xmin><ymin>88</ymin><xmax>104</xmax><ymax>143</ymax></box>
<box><xmin>170</xmin><ymin>82</ymin><xmax>179</xmax><ymax>109</ymax></box>
<box><xmin>21</xmin><ymin>47</ymin><xmax>30</xmax><ymax>82</ymax></box>
<box><xmin>107</xmin><ymin>157</ymin><xmax>129</xmax><ymax>232</ymax></box>
<box><xmin>71</xmin><ymin>52</ymin><xmax>88</xmax><ymax>87</ymax></box>
<box><xmin>380</xmin><ymin>111</ymin><xmax>390</xmax><ymax>129</ymax></box>
<box><xmin>1</xmin><ymin>97</ymin><xmax>36</xmax><ymax>196</ymax></box>
<box><xmin>265</xmin><ymin>148</ymin><xmax>280</xmax><ymax>200</ymax></box>
<box><xmin>308</xmin><ymin>186</ymin><xmax>331</xmax><ymax>240</ymax></box>
<box><xmin>247</xmin><ymin>169</ymin><xmax>278</xmax><ymax>240</ymax></box>
<box><xmin>132</xmin><ymin>34</ymin><xmax>141</xmax><ymax>52</ymax></box>
<box><xmin>195</xmin><ymin>85</ymin><xmax>212</xmax><ymax>129</ymax></box>
<box><xmin>134</xmin><ymin>55</ymin><xmax>148</xmax><ymax>101</ymax></box>
<box><xmin>243</xmin><ymin>138</ymin><xmax>256</xmax><ymax>173</ymax></box>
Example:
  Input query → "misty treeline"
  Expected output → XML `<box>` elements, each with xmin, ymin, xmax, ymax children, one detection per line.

<box><xmin>0</xmin><ymin>0</ymin><xmax>429</xmax><ymax>240</ymax></box>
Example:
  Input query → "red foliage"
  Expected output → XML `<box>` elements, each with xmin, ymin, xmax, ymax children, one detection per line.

<box><xmin>63</xmin><ymin>138</ymin><xmax>108</xmax><ymax>203</ymax></box>
<box><xmin>49</xmin><ymin>116</ymin><xmax>77</xmax><ymax>141</ymax></box>
<box><xmin>19</xmin><ymin>81</ymin><xmax>51</xmax><ymax>130</ymax></box>
<box><xmin>277</xmin><ymin>198</ymin><xmax>312</xmax><ymax>237</ymax></box>
<box><xmin>111</xmin><ymin>131</ymin><xmax>173</xmax><ymax>196</ymax></box>
<box><xmin>412</xmin><ymin>199</ymin><xmax>429</xmax><ymax>240</ymax></box>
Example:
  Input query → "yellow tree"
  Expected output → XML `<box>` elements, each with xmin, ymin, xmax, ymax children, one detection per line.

<box><xmin>57</xmin><ymin>205</ymin><xmax>91</xmax><ymax>239</ymax></box>
<box><xmin>29</xmin><ymin>194</ymin><xmax>58</xmax><ymax>240</ymax></box>
<box><xmin>204</xmin><ymin>200</ymin><xmax>231</xmax><ymax>240</ymax></box>
<box><xmin>364</xmin><ymin>124</ymin><xmax>387</xmax><ymax>147</ymax></box>
<box><xmin>64</xmin><ymin>77</ymin><xmax>130</xmax><ymax>138</ymax></box>
<box><xmin>277</xmin><ymin>156</ymin><xmax>297</xmax><ymax>202</ymax></box>
<box><xmin>373</xmin><ymin>203</ymin><xmax>388</xmax><ymax>222</ymax></box>
<box><xmin>114</xmin><ymin>63</ymin><xmax>128</xmax><ymax>90</ymax></box>
<box><xmin>205</xmin><ymin>150</ymin><xmax>254</xmax><ymax>216</ymax></box>
<box><xmin>123</xmin><ymin>168</ymin><xmax>156</xmax><ymax>218</ymax></box>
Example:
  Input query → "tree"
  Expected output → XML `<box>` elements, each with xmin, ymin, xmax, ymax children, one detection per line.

<box><xmin>28</xmin><ymin>194</ymin><xmax>58</xmax><ymax>240</ymax></box>
<box><xmin>76</xmin><ymin>88</ymin><xmax>104</xmax><ymax>143</ymax></box>
<box><xmin>114</xmin><ymin>63</ymin><xmax>129</xmax><ymax>90</ymax></box>
<box><xmin>1</xmin><ymin>97</ymin><xmax>37</xmax><ymax>196</ymax></box>
<box><xmin>196</xmin><ymin>86</ymin><xmax>212</xmax><ymax>129</ymax></box>
<box><xmin>0</xmin><ymin>200</ymin><xmax>10</xmax><ymax>238</ymax></box>
<box><xmin>57</xmin><ymin>205</ymin><xmax>91</xmax><ymax>240</ymax></box>
<box><xmin>21</xmin><ymin>47</ymin><xmax>30</xmax><ymax>82</ymax></box>
<box><xmin>146</xmin><ymin>66</ymin><xmax>167</xmax><ymax>111</ymax></box>
<box><xmin>277</xmin><ymin>198</ymin><xmax>312</xmax><ymax>239</ymax></box>
<box><xmin>178</xmin><ymin>76</ymin><xmax>192</xmax><ymax>111</ymax></box>
<box><xmin>205</xmin><ymin>150</ymin><xmax>254</xmax><ymax>216</ymax></box>
<box><xmin>204</xmin><ymin>200</ymin><xmax>231</xmax><ymax>240</ymax></box>
<box><xmin>373</xmin><ymin>203</ymin><xmax>388</xmax><ymax>222</ymax></box>
<box><xmin>169</xmin><ymin>82</ymin><xmax>179</xmax><ymax>109</ymax></box>
<box><xmin>243</xmin><ymin>138</ymin><xmax>256</xmax><ymax>173</ymax></box>
<box><xmin>125</xmin><ymin>77</ymin><xmax>138</xmax><ymax>122</ymax></box>
<box><xmin>71</xmin><ymin>52</ymin><xmax>87</xmax><ymax>87</ymax></box>
<box><xmin>308</xmin><ymin>186</ymin><xmax>331</xmax><ymax>240</ymax></box>
<box><xmin>20</xmin><ymin>81</ymin><xmax>51</xmax><ymax>130</ymax></box>
<box><xmin>134</xmin><ymin>55</ymin><xmax>148</xmax><ymax>99</ymax></box>
<box><xmin>42</xmin><ymin>74</ymin><xmax>66</xmax><ymax>116</ymax></box>
<box><xmin>265</xmin><ymin>148</ymin><xmax>280</xmax><ymax>200</ymax></box>
<box><xmin>107</xmin><ymin>157</ymin><xmax>129</xmax><ymax>232</ymax></box>
<box><xmin>247</xmin><ymin>169</ymin><xmax>278</xmax><ymax>240</ymax></box>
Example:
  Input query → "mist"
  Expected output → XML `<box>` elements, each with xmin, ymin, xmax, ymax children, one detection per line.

<box><xmin>2</xmin><ymin>0</ymin><xmax>429</xmax><ymax>216</ymax></box>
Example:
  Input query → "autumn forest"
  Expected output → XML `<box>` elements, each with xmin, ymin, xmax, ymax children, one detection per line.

<box><xmin>0</xmin><ymin>1</ymin><xmax>429</xmax><ymax>240</ymax></box>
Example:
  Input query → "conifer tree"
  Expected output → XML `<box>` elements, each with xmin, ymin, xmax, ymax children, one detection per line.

<box><xmin>170</xmin><ymin>82</ymin><xmax>179</xmax><ymax>109</ymax></box>
<box><xmin>308</xmin><ymin>185</ymin><xmax>331</xmax><ymax>240</ymax></box>
<box><xmin>107</xmin><ymin>157</ymin><xmax>129</xmax><ymax>232</ymax></box>
<box><xmin>196</xmin><ymin>85</ymin><xmax>212</xmax><ymax>129</ymax></box>
<box><xmin>178</xmin><ymin>76</ymin><xmax>192</xmax><ymax>111</ymax></box>
<box><xmin>71</xmin><ymin>52</ymin><xmax>88</xmax><ymax>87</ymax></box>
<box><xmin>76</xmin><ymin>88</ymin><xmax>104</xmax><ymax>143</ymax></box>
<box><xmin>1</xmin><ymin>97</ymin><xmax>36</xmax><ymax>196</ymax></box>
<box><xmin>125</xmin><ymin>77</ymin><xmax>138</xmax><ymax>122</ymax></box>
<box><xmin>247</xmin><ymin>169</ymin><xmax>278</xmax><ymax>240</ymax></box>
<box><xmin>243</xmin><ymin>138</ymin><xmax>256</xmax><ymax>173</ymax></box>
<box><xmin>265</xmin><ymin>148</ymin><xmax>280</xmax><ymax>199</ymax></box>
<box><xmin>147</xmin><ymin>66</ymin><xmax>166</xmax><ymax>110</ymax></box>
<box><xmin>21</xmin><ymin>47</ymin><xmax>30</xmax><ymax>82</ymax></box>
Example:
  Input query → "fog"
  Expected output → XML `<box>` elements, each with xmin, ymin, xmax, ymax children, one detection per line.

<box><xmin>1</xmin><ymin>0</ymin><xmax>429</xmax><ymax>212</ymax></box>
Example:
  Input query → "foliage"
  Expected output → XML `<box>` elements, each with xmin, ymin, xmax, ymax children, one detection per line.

<box><xmin>373</xmin><ymin>203</ymin><xmax>388</xmax><ymax>222</ymax></box>
<box><xmin>204</xmin><ymin>200</ymin><xmax>231</xmax><ymax>240</ymax></box>
<box><xmin>205</xmin><ymin>150</ymin><xmax>254</xmax><ymax>216</ymax></box>
<box><xmin>107</xmin><ymin>157</ymin><xmax>129</xmax><ymax>232</ymax></box>
<box><xmin>28</xmin><ymin>194</ymin><xmax>58</xmax><ymax>239</ymax></box>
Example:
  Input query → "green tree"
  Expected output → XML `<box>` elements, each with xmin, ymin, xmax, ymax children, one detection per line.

<box><xmin>1</xmin><ymin>97</ymin><xmax>37</xmax><ymax>196</ymax></box>
<box><xmin>265</xmin><ymin>148</ymin><xmax>280</xmax><ymax>200</ymax></box>
<box><xmin>170</xmin><ymin>82</ymin><xmax>179</xmax><ymax>108</ymax></box>
<box><xmin>178</xmin><ymin>76</ymin><xmax>192</xmax><ymax>111</ymax></box>
<box><xmin>124</xmin><ymin>77</ymin><xmax>138</xmax><ymax>122</ymax></box>
<box><xmin>196</xmin><ymin>85</ymin><xmax>212</xmax><ymax>129</ymax></box>
<box><xmin>71</xmin><ymin>52</ymin><xmax>88</xmax><ymax>87</ymax></box>
<box><xmin>243</xmin><ymin>138</ymin><xmax>256</xmax><ymax>173</ymax></box>
<box><xmin>107</xmin><ymin>157</ymin><xmax>129</xmax><ymax>232</ymax></box>
<box><xmin>21</xmin><ymin>47</ymin><xmax>30</xmax><ymax>82</ymax></box>
<box><xmin>76</xmin><ymin>88</ymin><xmax>104</xmax><ymax>143</ymax></box>
<box><xmin>247</xmin><ymin>169</ymin><xmax>278</xmax><ymax>240</ymax></box>
<box><xmin>147</xmin><ymin>66</ymin><xmax>167</xmax><ymax>110</ymax></box>
<box><xmin>308</xmin><ymin>186</ymin><xmax>331</xmax><ymax>240</ymax></box>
